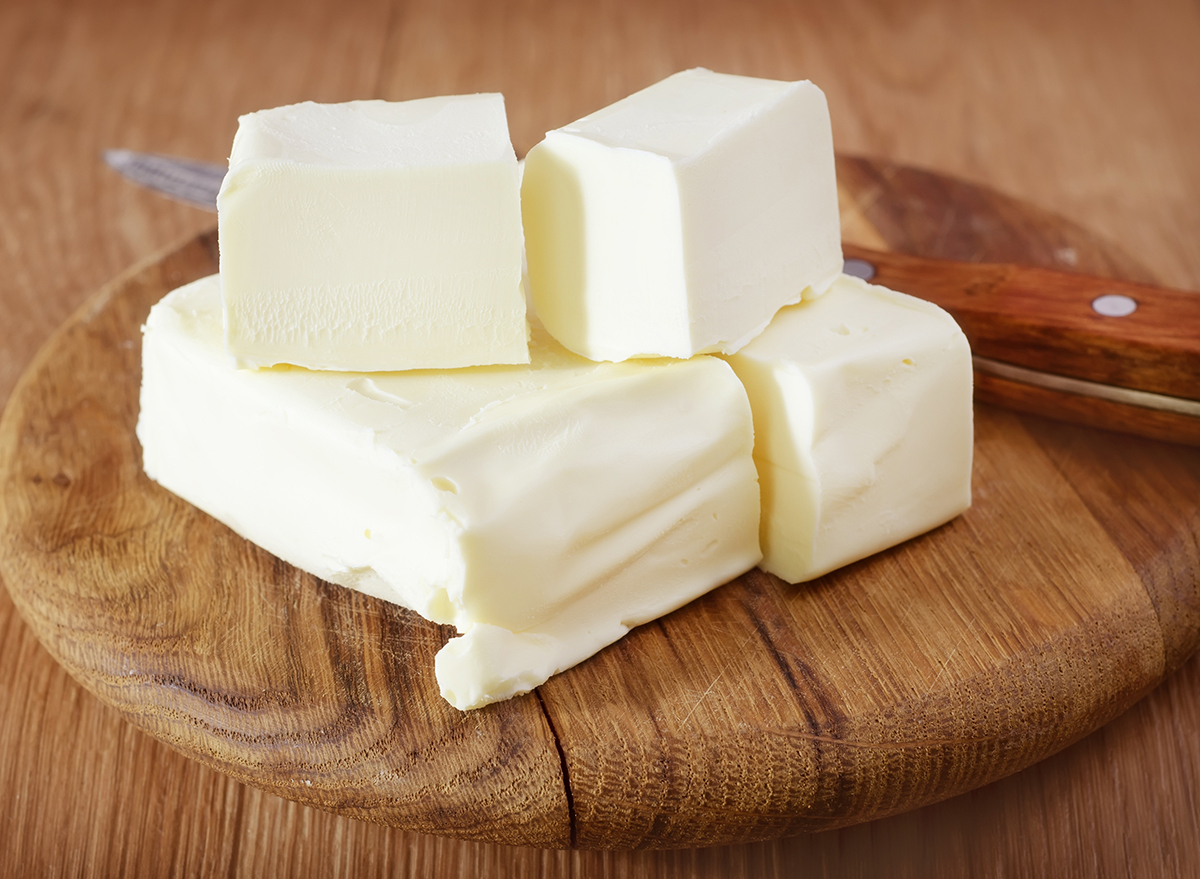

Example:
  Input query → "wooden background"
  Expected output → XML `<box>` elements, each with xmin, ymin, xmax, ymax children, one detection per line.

<box><xmin>1</xmin><ymin>0</ymin><xmax>1198</xmax><ymax>875</ymax></box>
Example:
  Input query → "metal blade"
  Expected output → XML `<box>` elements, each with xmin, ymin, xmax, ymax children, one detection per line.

<box><xmin>104</xmin><ymin>149</ymin><xmax>225</xmax><ymax>211</ymax></box>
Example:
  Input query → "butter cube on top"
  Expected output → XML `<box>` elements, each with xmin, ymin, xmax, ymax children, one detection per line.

<box><xmin>724</xmin><ymin>275</ymin><xmax>973</xmax><ymax>584</ymax></box>
<box><xmin>521</xmin><ymin>68</ymin><xmax>843</xmax><ymax>362</ymax></box>
<box><xmin>217</xmin><ymin>97</ymin><xmax>529</xmax><ymax>372</ymax></box>
<box><xmin>137</xmin><ymin>275</ymin><xmax>762</xmax><ymax>710</ymax></box>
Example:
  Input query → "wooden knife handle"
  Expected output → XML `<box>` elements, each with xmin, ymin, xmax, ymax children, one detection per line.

<box><xmin>843</xmin><ymin>244</ymin><xmax>1200</xmax><ymax>445</ymax></box>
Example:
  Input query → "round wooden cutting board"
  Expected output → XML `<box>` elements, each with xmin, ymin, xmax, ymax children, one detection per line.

<box><xmin>1</xmin><ymin>156</ymin><xmax>1197</xmax><ymax>851</ymax></box>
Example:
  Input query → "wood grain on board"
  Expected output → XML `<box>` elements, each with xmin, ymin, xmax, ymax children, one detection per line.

<box><xmin>2</xmin><ymin>156</ymin><xmax>1197</xmax><ymax>850</ymax></box>
<box><xmin>2</xmin><ymin>0</ymin><xmax>1199</xmax><ymax>875</ymax></box>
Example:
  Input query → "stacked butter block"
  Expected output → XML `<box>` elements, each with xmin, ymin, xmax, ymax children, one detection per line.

<box><xmin>138</xmin><ymin>70</ymin><xmax>973</xmax><ymax>711</ymax></box>
<box><xmin>217</xmin><ymin>96</ymin><xmax>529</xmax><ymax>372</ymax></box>
<box><xmin>522</xmin><ymin>70</ymin><xmax>843</xmax><ymax>361</ymax></box>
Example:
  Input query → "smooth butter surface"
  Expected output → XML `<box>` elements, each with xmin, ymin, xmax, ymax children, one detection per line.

<box><xmin>522</xmin><ymin>68</ymin><xmax>843</xmax><ymax>362</ymax></box>
<box><xmin>137</xmin><ymin>275</ymin><xmax>762</xmax><ymax>710</ymax></box>
<box><xmin>725</xmin><ymin>274</ymin><xmax>973</xmax><ymax>583</ymax></box>
<box><xmin>218</xmin><ymin>96</ymin><xmax>528</xmax><ymax>372</ymax></box>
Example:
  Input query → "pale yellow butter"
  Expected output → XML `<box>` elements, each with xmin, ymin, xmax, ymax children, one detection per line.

<box><xmin>217</xmin><ymin>96</ymin><xmax>529</xmax><ymax>372</ymax></box>
<box><xmin>522</xmin><ymin>68</ymin><xmax>842</xmax><ymax>362</ymax></box>
<box><xmin>724</xmin><ymin>274</ymin><xmax>973</xmax><ymax>583</ymax></box>
<box><xmin>137</xmin><ymin>275</ymin><xmax>762</xmax><ymax>709</ymax></box>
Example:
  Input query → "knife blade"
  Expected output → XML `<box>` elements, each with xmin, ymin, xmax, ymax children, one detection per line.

<box><xmin>105</xmin><ymin>149</ymin><xmax>1200</xmax><ymax>445</ymax></box>
<box><xmin>104</xmin><ymin>149</ymin><xmax>225</xmax><ymax>210</ymax></box>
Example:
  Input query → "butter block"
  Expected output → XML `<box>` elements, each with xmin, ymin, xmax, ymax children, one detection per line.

<box><xmin>521</xmin><ymin>68</ymin><xmax>842</xmax><ymax>362</ymax></box>
<box><xmin>724</xmin><ymin>274</ymin><xmax>973</xmax><ymax>583</ymax></box>
<box><xmin>217</xmin><ymin>96</ymin><xmax>529</xmax><ymax>372</ymax></box>
<box><xmin>137</xmin><ymin>275</ymin><xmax>762</xmax><ymax>710</ymax></box>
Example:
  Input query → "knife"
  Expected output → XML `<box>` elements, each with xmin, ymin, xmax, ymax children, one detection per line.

<box><xmin>105</xmin><ymin>149</ymin><xmax>1200</xmax><ymax>446</ymax></box>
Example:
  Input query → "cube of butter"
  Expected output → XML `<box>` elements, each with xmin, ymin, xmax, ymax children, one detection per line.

<box><xmin>521</xmin><ymin>68</ymin><xmax>843</xmax><ymax>362</ymax></box>
<box><xmin>724</xmin><ymin>275</ymin><xmax>973</xmax><ymax>583</ymax></box>
<box><xmin>137</xmin><ymin>275</ymin><xmax>762</xmax><ymax>710</ymax></box>
<box><xmin>217</xmin><ymin>97</ymin><xmax>529</xmax><ymax>372</ymax></box>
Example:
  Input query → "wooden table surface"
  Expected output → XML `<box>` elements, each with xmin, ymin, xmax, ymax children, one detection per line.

<box><xmin>1</xmin><ymin>0</ymin><xmax>1198</xmax><ymax>875</ymax></box>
